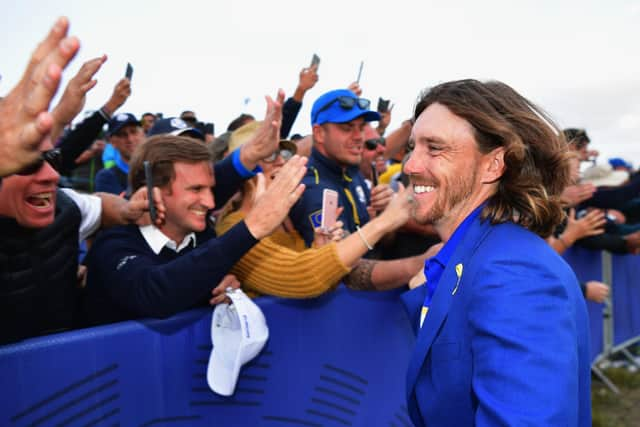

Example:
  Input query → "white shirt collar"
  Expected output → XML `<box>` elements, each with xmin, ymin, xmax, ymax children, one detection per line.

<box><xmin>139</xmin><ymin>225</ymin><xmax>197</xmax><ymax>255</ymax></box>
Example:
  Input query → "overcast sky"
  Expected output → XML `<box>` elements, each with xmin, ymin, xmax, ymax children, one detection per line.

<box><xmin>2</xmin><ymin>0</ymin><xmax>639</xmax><ymax>165</ymax></box>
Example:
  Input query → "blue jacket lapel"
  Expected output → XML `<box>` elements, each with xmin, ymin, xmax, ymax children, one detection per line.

<box><xmin>405</xmin><ymin>217</ymin><xmax>492</xmax><ymax>421</ymax></box>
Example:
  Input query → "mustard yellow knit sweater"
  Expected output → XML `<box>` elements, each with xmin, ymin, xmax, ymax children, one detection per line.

<box><xmin>216</xmin><ymin>211</ymin><xmax>350</xmax><ymax>298</ymax></box>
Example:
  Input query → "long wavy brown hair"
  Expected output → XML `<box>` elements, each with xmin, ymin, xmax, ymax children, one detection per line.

<box><xmin>414</xmin><ymin>79</ymin><xmax>570</xmax><ymax>237</ymax></box>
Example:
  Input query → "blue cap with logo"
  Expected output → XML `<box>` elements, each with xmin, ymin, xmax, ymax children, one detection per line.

<box><xmin>108</xmin><ymin>113</ymin><xmax>139</xmax><ymax>136</ymax></box>
<box><xmin>147</xmin><ymin>117</ymin><xmax>204</xmax><ymax>141</ymax></box>
<box><xmin>311</xmin><ymin>89</ymin><xmax>381</xmax><ymax>126</ymax></box>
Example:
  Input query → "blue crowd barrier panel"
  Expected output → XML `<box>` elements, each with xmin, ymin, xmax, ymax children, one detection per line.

<box><xmin>0</xmin><ymin>287</ymin><xmax>415</xmax><ymax>427</ymax></box>
<box><xmin>562</xmin><ymin>245</ymin><xmax>605</xmax><ymax>363</ymax></box>
<box><xmin>563</xmin><ymin>245</ymin><xmax>640</xmax><ymax>393</ymax></box>
<box><xmin>610</xmin><ymin>253</ymin><xmax>640</xmax><ymax>350</ymax></box>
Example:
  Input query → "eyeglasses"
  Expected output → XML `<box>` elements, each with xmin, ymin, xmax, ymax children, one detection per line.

<box><xmin>364</xmin><ymin>137</ymin><xmax>386</xmax><ymax>151</ymax></box>
<box><xmin>313</xmin><ymin>96</ymin><xmax>371</xmax><ymax>123</ymax></box>
<box><xmin>15</xmin><ymin>149</ymin><xmax>63</xmax><ymax>175</ymax></box>
<box><xmin>263</xmin><ymin>148</ymin><xmax>294</xmax><ymax>163</ymax></box>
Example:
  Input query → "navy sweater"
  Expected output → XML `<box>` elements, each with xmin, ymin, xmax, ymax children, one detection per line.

<box><xmin>83</xmin><ymin>221</ymin><xmax>257</xmax><ymax>325</ymax></box>
<box><xmin>83</xmin><ymin>152</ymin><xmax>256</xmax><ymax>325</ymax></box>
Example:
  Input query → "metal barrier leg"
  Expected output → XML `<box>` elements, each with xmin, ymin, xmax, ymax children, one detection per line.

<box><xmin>621</xmin><ymin>348</ymin><xmax>640</xmax><ymax>370</ymax></box>
<box><xmin>590</xmin><ymin>251</ymin><xmax>621</xmax><ymax>394</ymax></box>
<box><xmin>601</xmin><ymin>251</ymin><xmax>614</xmax><ymax>357</ymax></box>
<box><xmin>592</xmin><ymin>364</ymin><xmax>620</xmax><ymax>394</ymax></box>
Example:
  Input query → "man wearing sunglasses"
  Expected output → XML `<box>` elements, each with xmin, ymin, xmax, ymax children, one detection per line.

<box><xmin>359</xmin><ymin>124</ymin><xmax>387</xmax><ymax>187</ymax></box>
<box><xmin>289</xmin><ymin>89</ymin><xmax>394</xmax><ymax>248</ymax></box>
<box><xmin>0</xmin><ymin>140</ymin><xmax>166</xmax><ymax>344</ymax></box>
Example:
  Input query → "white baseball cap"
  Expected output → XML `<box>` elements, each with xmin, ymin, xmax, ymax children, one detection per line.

<box><xmin>207</xmin><ymin>288</ymin><xmax>269</xmax><ymax>396</ymax></box>
<box><xmin>582</xmin><ymin>164</ymin><xmax>629</xmax><ymax>187</ymax></box>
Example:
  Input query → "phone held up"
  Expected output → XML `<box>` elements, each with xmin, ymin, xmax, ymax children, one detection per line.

<box><xmin>371</xmin><ymin>162</ymin><xmax>379</xmax><ymax>187</ymax></box>
<box><xmin>125</xmin><ymin>62</ymin><xmax>133</xmax><ymax>81</ymax></box>
<box><xmin>143</xmin><ymin>161</ymin><xmax>157</xmax><ymax>224</ymax></box>
<box><xmin>356</xmin><ymin>61</ymin><xmax>364</xmax><ymax>84</ymax></box>
<box><xmin>377</xmin><ymin>97</ymin><xmax>390</xmax><ymax>113</ymax></box>
<box><xmin>321</xmin><ymin>189</ymin><xmax>338</xmax><ymax>232</ymax></box>
<box><xmin>311</xmin><ymin>53</ymin><xmax>320</xmax><ymax>69</ymax></box>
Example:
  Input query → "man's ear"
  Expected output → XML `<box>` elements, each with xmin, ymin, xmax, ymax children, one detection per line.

<box><xmin>482</xmin><ymin>146</ymin><xmax>506</xmax><ymax>184</ymax></box>
<box><xmin>311</xmin><ymin>124</ymin><xmax>324</xmax><ymax>147</ymax></box>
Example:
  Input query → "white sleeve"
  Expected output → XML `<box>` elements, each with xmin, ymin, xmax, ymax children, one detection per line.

<box><xmin>60</xmin><ymin>188</ymin><xmax>102</xmax><ymax>241</ymax></box>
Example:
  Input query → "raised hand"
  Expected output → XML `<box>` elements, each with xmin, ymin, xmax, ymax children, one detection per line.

<box><xmin>239</xmin><ymin>89</ymin><xmax>285</xmax><ymax>170</ymax></box>
<box><xmin>347</xmin><ymin>82</ymin><xmax>363</xmax><ymax>97</ymax></box>
<box><xmin>313</xmin><ymin>206</ymin><xmax>345</xmax><ymax>247</ymax></box>
<box><xmin>0</xmin><ymin>17</ymin><xmax>80</xmax><ymax>176</ymax></box>
<box><xmin>566</xmin><ymin>208</ymin><xmax>606</xmax><ymax>239</ymax></box>
<box><xmin>377</xmin><ymin>183</ymin><xmax>413</xmax><ymax>231</ymax></box>
<box><xmin>560</xmin><ymin>183</ymin><xmax>596</xmax><ymax>206</ymax></box>
<box><xmin>244</xmin><ymin>155</ymin><xmax>307</xmax><ymax>239</ymax></box>
<box><xmin>50</xmin><ymin>55</ymin><xmax>107</xmax><ymax>141</ymax></box>
<box><xmin>102</xmin><ymin>77</ymin><xmax>132</xmax><ymax>116</ymax></box>
<box><xmin>298</xmin><ymin>64</ymin><xmax>319</xmax><ymax>93</ymax></box>
<box><xmin>126</xmin><ymin>185</ymin><xmax>166</xmax><ymax>226</ymax></box>
<box><xmin>369</xmin><ymin>184</ymin><xmax>394</xmax><ymax>212</ymax></box>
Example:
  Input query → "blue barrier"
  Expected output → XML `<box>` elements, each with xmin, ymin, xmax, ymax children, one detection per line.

<box><xmin>563</xmin><ymin>246</ymin><xmax>640</xmax><ymax>364</ymax></box>
<box><xmin>0</xmin><ymin>287</ymin><xmax>414</xmax><ymax>427</ymax></box>
<box><xmin>3</xmin><ymin>247</ymin><xmax>639</xmax><ymax>424</ymax></box>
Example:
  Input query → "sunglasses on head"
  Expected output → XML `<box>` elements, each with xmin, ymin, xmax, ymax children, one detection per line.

<box><xmin>313</xmin><ymin>96</ymin><xmax>371</xmax><ymax>123</ymax></box>
<box><xmin>15</xmin><ymin>149</ymin><xmax>63</xmax><ymax>176</ymax></box>
<box><xmin>364</xmin><ymin>137</ymin><xmax>386</xmax><ymax>150</ymax></box>
<box><xmin>263</xmin><ymin>148</ymin><xmax>294</xmax><ymax>163</ymax></box>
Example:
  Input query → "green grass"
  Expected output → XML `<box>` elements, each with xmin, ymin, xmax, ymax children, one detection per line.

<box><xmin>592</xmin><ymin>367</ymin><xmax>640</xmax><ymax>427</ymax></box>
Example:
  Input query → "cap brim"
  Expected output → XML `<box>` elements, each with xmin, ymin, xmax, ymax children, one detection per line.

<box><xmin>316</xmin><ymin>110</ymin><xmax>381</xmax><ymax>125</ymax></box>
<box><xmin>170</xmin><ymin>128</ymin><xmax>205</xmax><ymax>141</ymax></box>
<box><xmin>109</xmin><ymin>120</ymin><xmax>139</xmax><ymax>136</ymax></box>
<box><xmin>583</xmin><ymin>170</ymin><xmax>629</xmax><ymax>187</ymax></box>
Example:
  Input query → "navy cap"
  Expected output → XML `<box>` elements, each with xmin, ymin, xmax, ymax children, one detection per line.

<box><xmin>108</xmin><ymin>113</ymin><xmax>139</xmax><ymax>136</ymax></box>
<box><xmin>310</xmin><ymin>89</ymin><xmax>381</xmax><ymax>126</ymax></box>
<box><xmin>147</xmin><ymin>117</ymin><xmax>205</xmax><ymax>141</ymax></box>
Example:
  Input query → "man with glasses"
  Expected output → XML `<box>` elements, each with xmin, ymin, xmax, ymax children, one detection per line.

<box><xmin>289</xmin><ymin>89</ymin><xmax>394</xmax><ymax>247</ymax></box>
<box><xmin>0</xmin><ymin>140</ymin><xmax>165</xmax><ymax>344</ymax></box>
<box><xmin>359</xmin><ymin>124</ymin><xmax>387</xmax><ymax>188</ymax></box>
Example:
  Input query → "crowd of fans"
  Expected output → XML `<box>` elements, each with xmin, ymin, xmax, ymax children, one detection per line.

<box><xmin>1</xmin><ymin>16</ymin><xmax>636</xmax><ymax>346</ymax></box>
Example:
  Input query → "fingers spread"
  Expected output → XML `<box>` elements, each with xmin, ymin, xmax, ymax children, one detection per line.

<box><xmin>25</xmin><ymin>17</ymin><xmax>69</xmax><ymax>84</ymax></box>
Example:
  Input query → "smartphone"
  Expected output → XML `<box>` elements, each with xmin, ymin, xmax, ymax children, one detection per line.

<box><xmin>125</xmin><ymin>62</ymin><xmax>133</xmax><ymax>81</ymax></box>
<box><xmin>311</xmin><ymin>53</ymin><xmax>320</xmax><ymax>68</ymax></box>
<box><xmin>371</xmin><ymin>162</ymin><xmax>379</xmax><ymax>187</ymax></box>
<box><xmin>321</xmin><ymin>189</ymin><xmax>339</xmax><ymax>231</ymax></box>
<box><xmin>356</xmin><ymin>61</ymin><xmax>364</xmax><ymax>84</ymax></box>
<box><xmin>377</xmin><ymin>97</ymin><xmax>390</xmax><ymax>113</ymax></box>
<box><xmin>143</xmin><ymin>161</ymin><xmax>157</xmax><ymax>224</ymax></box>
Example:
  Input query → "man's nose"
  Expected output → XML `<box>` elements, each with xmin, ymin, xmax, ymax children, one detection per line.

<box><xmin>202</xmin><ymin>189</ymin><xmax>215</xmax><ymax>210</ymax></box>
<box><xmin>35</xmin><ymin>160</ymin><xmax>60</xmax><ymax>184</ymax></box>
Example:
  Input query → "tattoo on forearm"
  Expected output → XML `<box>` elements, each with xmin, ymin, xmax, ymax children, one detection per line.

<box><xmin>344</xmin><ymin>259</ymin><xmax>376</xmax><ymax>291</ymax></box>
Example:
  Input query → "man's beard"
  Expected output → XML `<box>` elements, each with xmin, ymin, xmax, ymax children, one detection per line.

<box><xmin>413</xmin><ymin>167</ymin><xmax>476</xmax><ymax>226</ymax></box>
